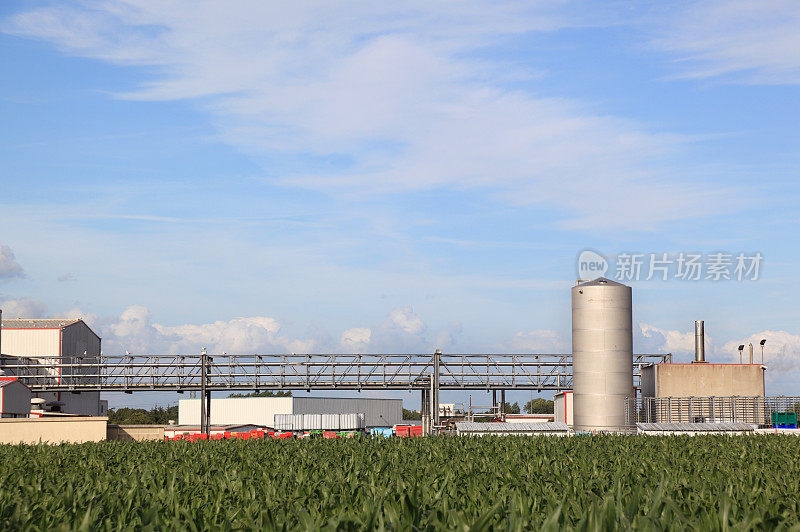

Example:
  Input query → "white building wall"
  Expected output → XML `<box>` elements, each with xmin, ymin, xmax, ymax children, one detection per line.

<box><xmin>178</xmin><ymin>397</ymin><xmax>294</xmax><ymax>426</ymax></box>
<box><xmin>1</xmin><ymin>328</ymin><xmax>60</xmax><ymax>378</ymax></box>
<box><xmin>178</xmin><ymin>396</ymin><xmax>403</xmax><ymax>428</ymax></box>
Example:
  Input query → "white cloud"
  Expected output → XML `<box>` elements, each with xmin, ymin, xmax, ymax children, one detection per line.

<box><xmin>98</xmin><ymin>305</ymin><xmax>318</xmax><ymax>354</ymax></box>
<box><xmin>54</xmin><ymin>307</ymin><xmax>100</xmax><ymax>328</ymax></box>
<box><xmin>510</xmin><ymin>329</ymin><xmax>568</xmax><ymax>352</ymax></box>
<box><xmin>635</xmin><ymin>322</ymin><xmax>700</xmax><ymax>358</ymax></box>
<box><xmin>2</xmin><ymin>1</ymin><xmax>740</xmax><ymax>230</ymax></box>
<box><xmin>0</xmin><ymin>245</ymin><xmax>24</xmax><ymax>280</ymax></box>
<box><xmin>0</xmin><ymin>297</ymin><xmax>48</xmax><ymax>318</ymax></box>
<box><xmin>654</xmin><ymin>0</ymin><xmax>800</xmax><ymax>84</ymax></box>
<box><xmin>340</xmin><ymin>327</ymin><xmax>371</xmax><ymax>353</ymax></box>
<box><xmin>721</xmin><ymin>331</ymin><xmax>800</xmax><ymax>371</ymax></box>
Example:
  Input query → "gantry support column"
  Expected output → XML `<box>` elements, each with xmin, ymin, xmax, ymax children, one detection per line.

<box><xmin>430</xmin><ymin>349</ymin><xmax>441</xmax><ymax>433</ymax></box>
<box><xmin>421</xmin><ymin>387</ymin><xmax>430</xmax><ymax>435</ymax></box>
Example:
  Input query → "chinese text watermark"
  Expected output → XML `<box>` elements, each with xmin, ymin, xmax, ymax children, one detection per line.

<box><xmin>577</xmin><ymin>250</ymin><xmax>762</xmax><ymax>282</ymax></box>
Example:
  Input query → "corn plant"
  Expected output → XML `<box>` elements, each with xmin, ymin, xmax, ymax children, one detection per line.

<box><xmin>1</xmin><ymin>435</ymin><xmax>800</xmax><ymax>530</ymax></box>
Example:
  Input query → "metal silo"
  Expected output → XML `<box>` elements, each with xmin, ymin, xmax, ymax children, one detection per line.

<box><xmin>571</xmin><ymin>277</ymin><xmax>633</xmax><ymax>432</ymax></box>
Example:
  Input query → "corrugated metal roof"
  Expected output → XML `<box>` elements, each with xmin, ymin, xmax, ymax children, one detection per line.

<box><xmin>455</xmin><ymin>422</ymin><xmax>570</xmax><ymax>432</ymax></box>
<box><xmin>637</xmin><ymin>422</ymin><xmax>754</xmax><ymax>432</ymax></box>
<box><xmin>1</xmin><ymin>318</ymin><xmax>81</xmax><ymax>328</ymax></box>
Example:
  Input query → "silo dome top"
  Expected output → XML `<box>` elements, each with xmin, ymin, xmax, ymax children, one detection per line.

<box><xmin>578</xmin><ymin>277</ymin><xmax>628</xmax><ymax>287</ymax></box>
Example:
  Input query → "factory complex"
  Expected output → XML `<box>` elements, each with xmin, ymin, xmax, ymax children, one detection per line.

<box><xmin>0</xmin><ymin>277</ymin><xmax>797</xmax><ymax>444</ymax></box>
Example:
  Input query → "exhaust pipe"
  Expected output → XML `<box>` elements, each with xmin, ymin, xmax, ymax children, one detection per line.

<box><xmin>694</xmin><ymin>320</ymin><xmax>705</xmax><ymax>363</ymax></box>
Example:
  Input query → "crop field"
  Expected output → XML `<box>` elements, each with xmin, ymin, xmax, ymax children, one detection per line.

<box><xmin>2</xmin><ymin>435</ymin><xmax>800</xmax><ymax>530</ymax></box>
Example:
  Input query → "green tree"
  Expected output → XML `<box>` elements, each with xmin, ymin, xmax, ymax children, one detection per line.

<box><xmin>228</xmin><ymin>390</ymin><xmax>292</xmax><ymax>398</ymax></box>
<box><xmin>403</xmin><ymin>408</ymin><xmax>422</xmax><ymax>420</ymax></box>
<box><xmin>108</xmin><ymin>405</ymin><xmax>178</xmax><ymax>425</ymax></box>
<box><xmin>523</xmin><ymin>398</ymin><xmax>554</xmax><ymax>414</ymax></box>
<box><xmin>502</xmin><ymin>402</ymin><xmax>521</xmax><ymax>414</ymax></box>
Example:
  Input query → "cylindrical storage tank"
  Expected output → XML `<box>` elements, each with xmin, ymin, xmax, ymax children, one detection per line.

<box><xmin>571</xmin><ymin>277</ymin><xmax>633</xmax><ymax>432</ymax></box>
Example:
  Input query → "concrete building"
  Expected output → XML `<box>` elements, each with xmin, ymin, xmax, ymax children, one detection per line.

<box><xmin>639</xmin><ymin>362</ymin><xmax>766</xmax><ymax>424</ymax></box>
<box><xmin>641</xmin><ymin>363</ymin><xmax>765</xmax><ymax>398</ymax></box>
<box><xmin>0</xmin><ymin>318</ymin><xmax>105</xmax><ymax>416</ymax></box>
<box><xmin>0</xmin><ymin>377</ymin><xmax>31</xmax><ymax>418</ymax></box>
<box><xmin>179</xmin><ymin>396</ymin><xmax>402</xmax><ymax>428</ymax></box>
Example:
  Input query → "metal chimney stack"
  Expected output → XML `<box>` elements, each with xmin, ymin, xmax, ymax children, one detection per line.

<box><xmin>694</xmin><ymin>321</ymin><xmax>705</xmax><ymax>363</ymax></box>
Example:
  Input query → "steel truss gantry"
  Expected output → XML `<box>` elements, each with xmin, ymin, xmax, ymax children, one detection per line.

<box><xmin>0</xmin><ymin>352</ymin><xmax>671</xmax><ymax>393</ymax></box>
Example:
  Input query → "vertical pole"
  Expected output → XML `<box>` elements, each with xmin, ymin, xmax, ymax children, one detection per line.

<box><xmin>433</xmin><ymin>349</ymin><xmax>441</xmax><ymax>433</ymax></box>
<box><xmin>749</xmin><ymin>343</ymin><xmax>754</xmax><ymax>364</ymax></box>
<box><xmin>501</xmin><ymin>389</ymin><xmax>506</xmax><ymax>421</ymax></box>
<box><xmin>492</xmin><ymin>390</ymin><xmax>497</xmax><ymax>417</ymax></box>
<box><xmin>421</xmin><ymin>388</ymin><xmax>429</xmax><ymax>435</ymax></box>
<box><xmin>429</xmin><ymin>375</ymin><xmax>435</xmax><ymax>433</ymax></box>
<box><xmin>200</xmin><ymin>348</ymin><xmax>207</xmax><ymax>435</ymax></box>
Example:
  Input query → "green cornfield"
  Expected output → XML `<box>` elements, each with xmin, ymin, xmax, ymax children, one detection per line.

<box><xmin>2</xmin><ymin>435</ymin><xmax>800</xmax><ymax>530</ymax></box>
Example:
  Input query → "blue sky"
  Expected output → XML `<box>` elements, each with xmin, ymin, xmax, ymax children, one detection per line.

<box><xmin>1</xmin><ymin>1</ymin><xmax>799</xmax><ymax>407</ymax></box>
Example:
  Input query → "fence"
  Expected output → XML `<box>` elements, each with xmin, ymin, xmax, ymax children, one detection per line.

<box><xmin>625</xmin><ymin>396</ymin><xmax>800</xmax><ymax>426</ymax></box>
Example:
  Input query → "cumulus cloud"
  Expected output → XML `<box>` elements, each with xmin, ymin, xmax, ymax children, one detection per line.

<box><xmin>1</xmin><ymin>1</ymin><xmax>740</xmax><ymax>230</ymax></box>
<box><xmin>654</xmin><ymin>0</ymin><xmax>800</xmax><ymax>84</ymax></box>
<box><xmin>0</xmin><ymin>297</ymin><xmax>48</xmax><ymax>318</ymax></box>
<box><xmin>368</xmin><ymin>306</ymin><xmax>433</xmax><ymax>352</ymax></box>
<box><xmin>0</xmin><ymin>245</ymin><xmax>24</xmax><ymax>280</ymax></box>
<box><xmin>97</xmin><ymin>305</ymin><xmax>318</xmax><ymax>354</ymax></box>
<box><xmin>340</xmin><ymin>327</ymin><xmax>371</xmax><ymax>353</ymax></box>
<box><xmin>53</xmin><ymin>307</ymin><xmax>99</xmax><ymax>327</ymax></box>
<box><xmin>635</xmin><ymin>322</ymin><xmax>700</xmax><ymax>358</ymax></box>
<box><xmin>721</xmin><ymin>331</ymin><xmax>800</xmax><ymax>371</ymax></box>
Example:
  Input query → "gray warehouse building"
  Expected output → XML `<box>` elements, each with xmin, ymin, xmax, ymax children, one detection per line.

<box><xmin>179</xmin><ymin>396</ymin><xmax>403</xmax><ymax>428</ymax></box>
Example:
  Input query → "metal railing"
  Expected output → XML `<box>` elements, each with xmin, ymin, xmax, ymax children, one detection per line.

<box><xmin>625</xmin><ymin>396</ymin><xmax>800</xmax><ymax>426</ymax></box>
<box><xmin>0</xmin><ymin>352</ymin><xmax>671</xmax><ymax>392</ymax></box>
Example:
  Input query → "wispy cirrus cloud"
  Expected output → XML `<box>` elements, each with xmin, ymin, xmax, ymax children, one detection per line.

<box><xmin>653</xmin><ymin>0</ymin><xmax>800</xmax><ymax>84</ymax></box>
<box><xmin>3</xmin><ymin>1</ymin><xmax>742</xmax><ymax>230</ymax></box>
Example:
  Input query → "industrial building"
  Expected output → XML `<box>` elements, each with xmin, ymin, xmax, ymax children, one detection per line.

<box><xmin>0</xmin><ymin>377</ymin><xmax>31</xmax><ymax>418</ymax></box>
<box><xmin>553</xmin><ymin>391</ymin><xmax>573</xmax><ymax>426</ymax></box>
<box><xmin>178</xmin><ymin>396</ymin><xmax>402</xmax><ymax>428</ymax></box>
<box><xmin>0</xmin><ymin>318</ymin><xmax>106</xmax><ymax>416</ymax></box>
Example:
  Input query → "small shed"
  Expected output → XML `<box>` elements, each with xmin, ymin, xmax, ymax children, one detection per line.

<box><xmin>0</xmin><ymin>377</ymin><xmax>32</xmax><ymax>418</ymax></box>
<box><xmin>455</xmin><ymin>421</ymin><xmax>570</xmax><ymax>436</ymax></box>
